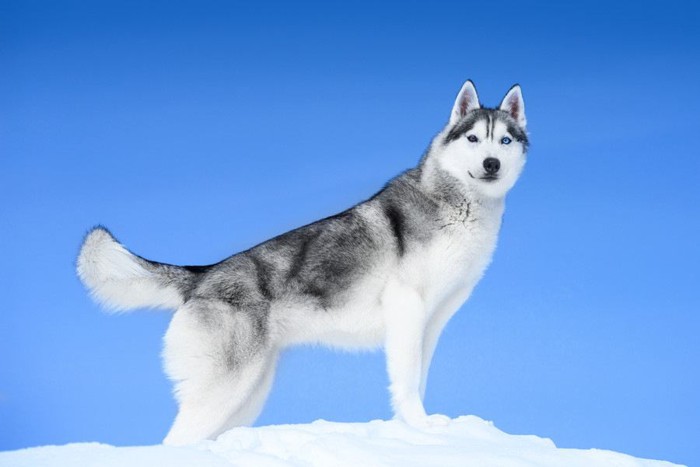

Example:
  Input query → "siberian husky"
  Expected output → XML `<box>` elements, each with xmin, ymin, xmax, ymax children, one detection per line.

<box><xmin>77</xmin><ymin>80</ymin><xmax>529</xmax><ymax>446</ymax></box>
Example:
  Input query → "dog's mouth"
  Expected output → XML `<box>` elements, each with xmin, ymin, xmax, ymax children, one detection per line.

<box><xmin>468</xmin><ymin>171</ymin><xmax>499</xmax><ymax>182</ymax></box>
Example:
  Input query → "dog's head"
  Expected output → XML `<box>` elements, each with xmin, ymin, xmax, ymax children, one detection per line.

<box><xmin>434</xmin><ymin>80</ymin><xmax>529</xmax><ymax>198</ymax></box>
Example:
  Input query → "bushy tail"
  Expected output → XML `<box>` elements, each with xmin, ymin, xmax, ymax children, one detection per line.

<box><xmin>77</xmin><ymin>227</ymin><xmax>196</xmax><ymax>312</ymax></box>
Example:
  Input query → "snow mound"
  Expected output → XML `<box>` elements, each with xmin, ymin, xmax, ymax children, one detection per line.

<box><xmin>0</xmin><ymin>416</ymin><xmax>683</xmax><ymax>467</ymax></box>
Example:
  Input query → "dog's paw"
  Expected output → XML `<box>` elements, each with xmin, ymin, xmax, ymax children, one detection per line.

<box><xmin>423</xmin><ymin>413</ymin><xmax>451</xmax><ymax>427</ymax></box>
<box><xmin>402</xmin><ymin>413</ymin><xmax>452</xmax><ymax>429</ymax></box>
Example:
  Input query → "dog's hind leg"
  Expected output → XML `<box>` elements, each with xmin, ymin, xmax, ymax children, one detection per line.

<box><xmin>220</xmin><ymin>350</ymin><xmax>279</xmax><ymax>429</ymax></box>
<box><xmin>161</xmin><ymin>300</ymin><xmax>273</xmax><ymax>446</ymax></box>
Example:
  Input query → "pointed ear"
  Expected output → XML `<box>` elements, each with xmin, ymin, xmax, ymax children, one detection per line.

<box><xmin>450</xmin><ymin>80</ymin><xmax>480</xmax><ymax>125</ymax></box>
<box><xmin>499</xmin><ymin>84</ymin><xmax>526</xmax><ymax>127</ymax></box>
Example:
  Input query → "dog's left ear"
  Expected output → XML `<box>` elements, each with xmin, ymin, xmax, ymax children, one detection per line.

<box><xmin>499</xmin><ymin>85</ymin><xmax>526</xmax><ymax>128</ymax></box>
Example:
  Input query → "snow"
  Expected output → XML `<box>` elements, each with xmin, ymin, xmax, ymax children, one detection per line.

<box><xmin>0</xmin><ymin>416</ymin><xmax>684</xmax><ymax>467</ymax></box>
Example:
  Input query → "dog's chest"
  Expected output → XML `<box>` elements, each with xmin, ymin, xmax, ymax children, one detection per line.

<box><xmin>402</xmin><ymin>205</ymin><xmax>503</xmax><ymax>307</ymax></box>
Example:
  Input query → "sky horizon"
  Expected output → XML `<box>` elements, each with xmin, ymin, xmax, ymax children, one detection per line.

<box><xmin>1</xmin><ymin>1</ymin><xmax>699</xmax><ymax>466</ymax></box>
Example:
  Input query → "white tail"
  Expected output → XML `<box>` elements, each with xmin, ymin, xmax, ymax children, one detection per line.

<box><xmin>77</xmin><ymin>227</ymin><xmax>186</xmax><ymax>311</ymax></box>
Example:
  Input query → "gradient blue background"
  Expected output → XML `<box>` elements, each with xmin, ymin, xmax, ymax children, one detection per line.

<box><xmin>1</xmin><ymin>0</ymin><xmax>698</xmax><ymax>465</ymax></box>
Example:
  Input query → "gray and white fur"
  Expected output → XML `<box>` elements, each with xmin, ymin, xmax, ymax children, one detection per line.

<box><xmin>77</xmin><ymin>80</ymin><xmax>529</xmax><ymax>446</ymax></box>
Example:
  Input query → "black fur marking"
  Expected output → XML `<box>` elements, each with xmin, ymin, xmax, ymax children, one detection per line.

<box><xmin>245</xmin><ymin>209</ymin><xmax>375</xmax><ymax>309</ymax></box>
<box><xmin>217</xmin><ymin>282</ymin><xmax>247</xmax><ymax>307</ymax></box>
<box><xmin>285</xmin><ymin>229</ymin><xmax>320</xmax><ymax>283</ymax></box>
<box><xmin>300</xmin><ymin>282</ymin><xmax>331</xmax><ymax>309</ymax></box>
<box><xmin>249</xmin><ymin>254</ymin><xmax>275</xmax><ymax>301</ymax></box>
<box><xmin>498</xmin><ymin>111</ymin><xmax>529</xmax><ymax>149</ymax></box>
<box><xmin>444</xmin><ymin>110</ymin><xmax>485</xmax><ymax>144</ymax></box>
<box><xmin>183</xmin><ymin>265</ymin><xmax>212</xmax><ymax>273</ymax></box>
<box><xmin>383</xmin><ymin>204</ymin><xmax>406</xmax><ymax>257</ymax></box>
<box><xmin>444</xmin><ymin>108</ymin><xmax>497</xmax><ymax>144</ymax></box>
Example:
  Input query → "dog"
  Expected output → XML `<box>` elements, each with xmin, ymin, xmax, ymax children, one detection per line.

<box><xmin>77</xmin><ymin>79</ymin><xmax>528</xmax><ymax>446</ymax></box>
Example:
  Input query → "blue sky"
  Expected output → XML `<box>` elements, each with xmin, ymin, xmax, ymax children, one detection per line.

<box><xmin>1</xmin><ymin>0</ymin><xmax>699</xmax><ymax>465</ymax></box>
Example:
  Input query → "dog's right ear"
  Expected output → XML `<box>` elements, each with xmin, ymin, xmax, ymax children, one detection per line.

<box><xmin>450</xmin><ymin>80</ymin><xmax>480</xmax><ymax>125</ymax></box>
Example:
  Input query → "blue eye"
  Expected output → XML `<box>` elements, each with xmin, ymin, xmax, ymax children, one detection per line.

<box><xmin>501</xmin><ymin>136</ymin><xmax>512</xmax><ymax>145</ymax></box>
<box><xmin>467</xmin><ymin>135</ymin><xmax>479</xmax><ymax>143</ymax></box>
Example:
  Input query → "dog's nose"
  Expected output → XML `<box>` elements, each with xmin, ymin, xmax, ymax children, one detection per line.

<box><xmin>483</xmin><ymin>157</ymin><xmax>501</xmax><ymax>175</ymax></box>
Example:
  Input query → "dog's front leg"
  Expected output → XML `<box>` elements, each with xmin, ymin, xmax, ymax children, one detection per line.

<box><xmin>382</xmin><ymin>280</ymin><xmax>449</xmax><ymax>428</ymax></box>
<box><xmin>419</xmin><ymin>290</ymin><xmax>470</xmax><ymax>400</ymax></box>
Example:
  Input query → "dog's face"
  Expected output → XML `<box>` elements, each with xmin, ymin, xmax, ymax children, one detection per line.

<box><xmin>436</xmin><ymin>81</ymin><xmax>529</xmax><ymax>198</ymax></box>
